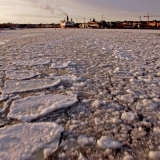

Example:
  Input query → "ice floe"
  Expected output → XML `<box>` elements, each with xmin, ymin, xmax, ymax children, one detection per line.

<box><xmin>136</xmin><ymin>99</ymin><xmax>158</xmax><ymax>111</ymax></box>
<box><xmin>123</xmin><ymin>155</ymin><xmax>134</xmax><ymax>160</ymax></box>
<box><xmin>117</xmin><ymin>94</ymin><xmax>135</xmax><ymax>103</ymax></box>
<box><xmin>13</xmin><ymin>58</ymin><xmax>51</xmax><ymax>66</ymax></box>
<box><xmin>77</xmin><ymin>135</ymin><xmax>95</xmax><ymax>147</ymax></box>
<box><xmin>8</xmin><ymin>94</ymin><xmax>78</xmax><ymax>122</ymax></box>
<box><xmin>0</xmin><ymin>93</ymin><xmax>8</xmax><ymax>102</ymax></box>
<box><xmin>0</xmin><ymin>95</ymin><xmax>21</xmax><ymax>113</ymax></box>
<box><xmin>5</xmin><ymin>70</ymin><xmax>40</xmax><ymax>80</ymax></box>
<box><xmin>97</xmin><ymin>136</ymin><xmax>122</xmax><ymax>149</ymax></box>
<box><xmin>1</xmin><ymin>79</ymin><xmax>61</xmax><ymax>94</ymax></box>
<box><xmin>0</xmin><ymin>122</ymin><xmax>63</xmax><ymax>160</ymax></box>
<box><xmin>49</xmin><ymin>74</ymin><xmax>78</xmax><ymax>82</ymax></box>
<box><xmin>121</xmin><ymin>112</ymin><xmax>135</xmax><ymax>121</ymax></box>
<box><xmin>0</xmin><ymin>42</ymin><xmax>5</xmax><ymax>45</ymax></box>
<box><xmin>149</xmin><ymin>151</ymin><xmax>160</xmax><ymax>160</ymax></box>
<box><xmin>50</xmin><ymin>61</ymin><xmax>71</xmax><ymax>69</ymax></box>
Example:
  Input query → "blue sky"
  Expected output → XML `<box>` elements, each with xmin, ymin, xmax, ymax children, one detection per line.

<box><xmin>0</xmin><ymin>0</ymin><xmax>160</xmax><ymax>23</ymax></box>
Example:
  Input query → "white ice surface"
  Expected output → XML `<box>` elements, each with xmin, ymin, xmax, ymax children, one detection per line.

<box><xmin>13</xmin><ymin>58</ymin><xmax>51</xmax><ymax>66</ymax></box>
<box><xmin>5</xmin><ymin>70</ymin><xmax>40</xmax><ymax>80</ymax></box>
<box><xmin>8</xmin><ymin>94</ymin><xmax>78</xmax><ymax>122</ymax></box>
<box><xmin>1</xmin><ymin>79</ymin><xmax>61</xmax><ymax>94</ymax></box>
<box><xmin>0</xmin><ymin>122</ymin><xmax>64</xmax><ymax>160</ymax></box>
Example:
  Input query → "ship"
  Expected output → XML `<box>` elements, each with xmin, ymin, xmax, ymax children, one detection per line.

<box><xmin>60</xmin><ymin>15</ymin><xmax>75</xmax><ymax>28</ymax></box>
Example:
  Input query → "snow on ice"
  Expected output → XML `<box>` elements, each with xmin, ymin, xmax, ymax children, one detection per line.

<box><xmin>8</xmin><ymin>94</ymin><xmax>78</xmax><ymax>122</ymax></box>
<box><xmin>0</xmin><ymin>122</ymin><xmax>63</xmax><ymax>160</ymax></box>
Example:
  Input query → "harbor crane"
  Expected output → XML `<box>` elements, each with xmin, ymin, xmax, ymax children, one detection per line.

<box><xmin>144</xmin><ymin>13</ymin><xmax>160</xmax><ymax>27</ymax></box>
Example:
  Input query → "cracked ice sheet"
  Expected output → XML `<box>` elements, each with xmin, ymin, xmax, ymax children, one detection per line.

<box><xmin>5</xmin><ymin>70</ymin><xmax>40</xmax><ymax>80</ymax></box>
<box><xmin>1</xmin><ymin>79</ymin><xmax>61</xmax><ymax>95</ymax></box>
<box><xmin>0</xmin><ymin>122</ymin><xmax>64</xmax><ymax>160</ymax></box>
<box><xmin>13</xmin><ymin>58</ymin><xmax>51</xmax><ymax>66</ymax></box>
<box><xmin>8</xmin><ymin>94</ymin><xmax>78</xmax><ymax>122</ymax></box>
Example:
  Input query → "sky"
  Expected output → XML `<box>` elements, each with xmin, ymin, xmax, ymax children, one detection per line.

<box><xmin>0</xmin><ymin>0</ymin><xmax>160</xmax><ymax>24</ymax></box>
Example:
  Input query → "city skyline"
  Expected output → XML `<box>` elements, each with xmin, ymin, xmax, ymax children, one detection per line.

<box><xmin>0</xmin><ymin>0</ymin><xmax>160</xmax><ymax>24</ymax></box>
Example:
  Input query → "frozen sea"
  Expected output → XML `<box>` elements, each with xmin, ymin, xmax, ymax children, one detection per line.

<box><xmin>0</xmin><ymin>28</ymin><xmax>160</xmax><ymax>160</ymax></box>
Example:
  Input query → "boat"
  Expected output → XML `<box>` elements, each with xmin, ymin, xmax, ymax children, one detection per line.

<box><xmin>60</xmin><ymin>16</ymin><xmax>74</xmax><ymax>28</ymax></box>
